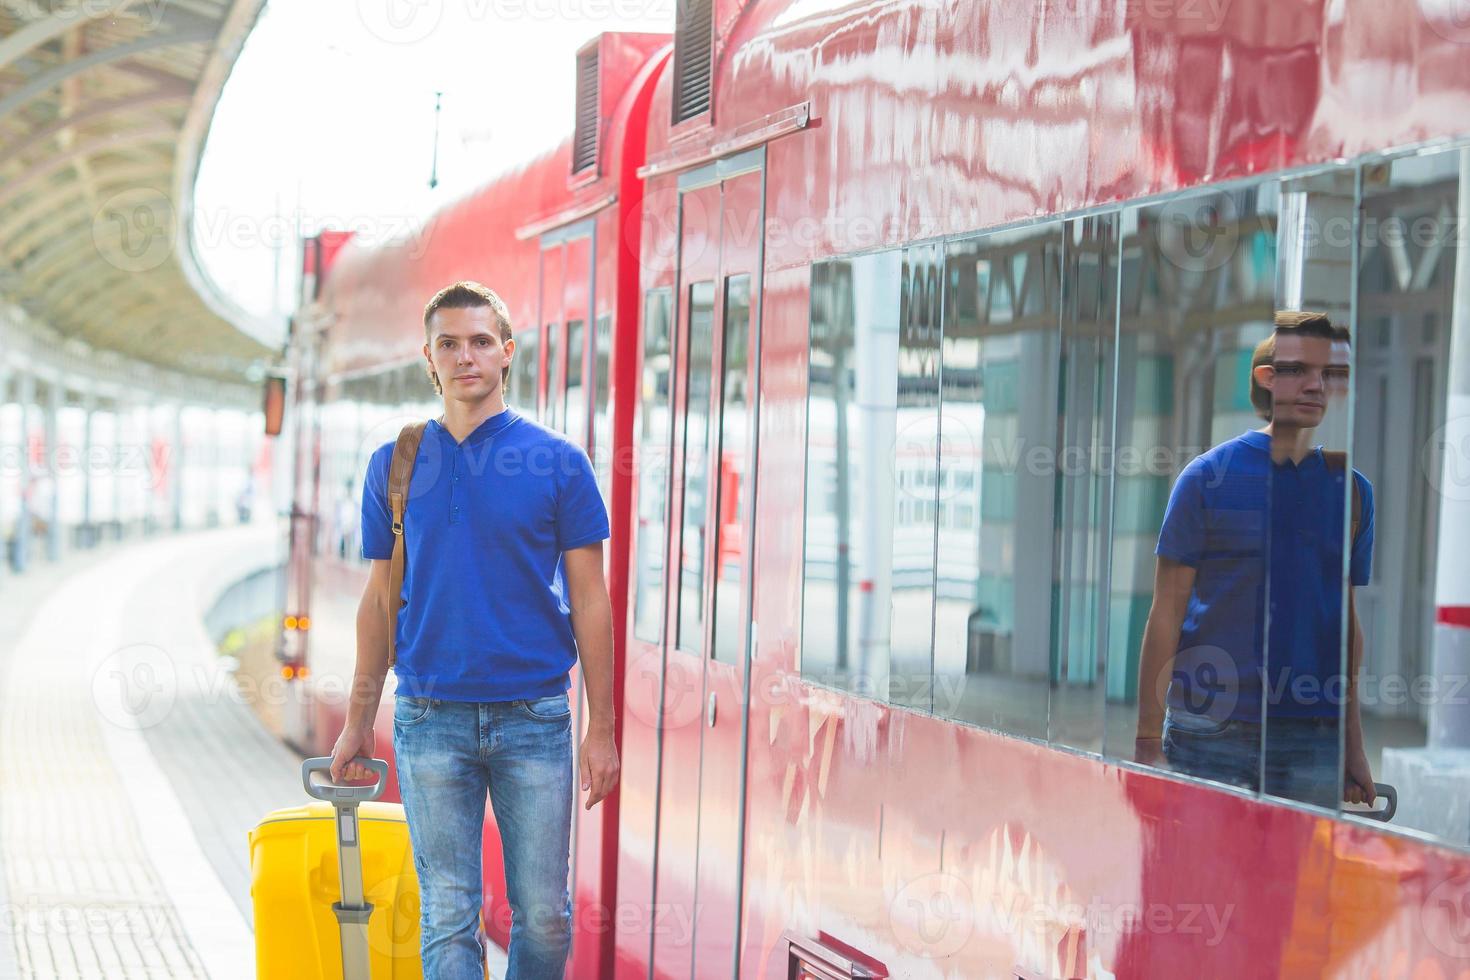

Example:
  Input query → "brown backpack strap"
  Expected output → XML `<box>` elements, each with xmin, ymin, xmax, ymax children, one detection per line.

<box><xmin>386</xmin><ymin>421</ymin><xmax>428</xmax><ymax>668</ymax></box>
<box><xmin>1322</xmin><ymin>451</ymin><xmax>1361</xmax><ymax>542</ymax></box>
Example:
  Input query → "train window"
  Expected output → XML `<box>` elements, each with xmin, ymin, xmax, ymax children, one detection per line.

<box><xmin>1363</xmin><ymin>147</ymin><xmax>1465</xmax><ymax>841</ymax></box>
<box><xmin>1257</xmin><ymin>168</ymin><xmax>1361</xmax><ymax>812</ymax></box>
<box><xmin>592</xmin><ymin>313</ymin><xmax>612</xmax><ymax>501</ymax></box>
<box><xmin>710</xmin><ymin>275</ymin><xmax>752</xmax><ymax>664</ymax></box>
<box><xmin>1048</xmin><ymin>214</ymin><xmax>1121</xmax><ymax>753</ymax></box>
<box><xmin>1102</xmin><ymin>183</ymin><xmax>1280</xmax><ymax>796</ymax></box>
<box><xmin>565</xmin><ymin>319</ymin><xmax>586</xmax><ymax>449</ymax></box>
<box><xmin>892</xmin><ymin>244</ymin><xmax>943</xmax><ymax>711</ymax></box>
<box><xmin>676</xmin><ymin>280</ymin><xmax>716</xmax><ymax>654</ymax></box>
<box><xmin>545</xmin><ymin>322</ymin><xmax>561</xmax><ymax>430</ymax></box>
<box><xmin>513</xmin><ymin>330</ymin><xmax>538</xmax><ymax>418</ymax></box>
<box><xmin>801</xmin><ymin>252</ymin><xmax>903</xmax><ymax>696</ymax></box>
<box><xmin>634</xmin><ymin>290</ymin><xmax>674</xmax><ymax>644</ymax></box>
<box><xmin>935</xmin><ymin>224</ymin><xmax>1064</xmax><ymax>737</ymax></box>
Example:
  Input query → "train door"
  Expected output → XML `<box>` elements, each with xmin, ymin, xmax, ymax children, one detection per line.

<box><xmin>651</xmin><ymin>150</ymin><xmax>764</xmax><ymax>979</ymax></box>
<box><xmin>538</xmin><ymin>222</ymin><xmax>597</xmax><ymax>970</ymax></box>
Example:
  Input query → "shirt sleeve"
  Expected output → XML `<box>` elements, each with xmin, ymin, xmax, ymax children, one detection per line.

<box><xmin>1155</xmin><ymin>459</ymin><xmax>1207</xmax><ymax>567</ymax></box>
<box><xmin>360</xmin><ymin>445</ymin><xmax>394</xmax><ymax>561</ymax></box>
<box><xmin>555</xmin><ymin>441</ymin><xmax>610</xmax><ymax>552</ymax></box>
<box><xmin>1350</xmin><ymin>470</ymin><xmax>1375</xmax><ymax>587</ymax></box>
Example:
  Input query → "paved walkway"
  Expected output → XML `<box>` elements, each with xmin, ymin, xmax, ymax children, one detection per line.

<box><xmin>0</xmin><ymin>525</ymin><xmax>299</xmax><ymax>980</ymax></box>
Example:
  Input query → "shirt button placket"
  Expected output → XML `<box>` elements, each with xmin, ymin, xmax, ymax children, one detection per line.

<box><xmin>451</xmin><ymin>451</ymin><xmax>461</xmax><ymax>525</ymax></box>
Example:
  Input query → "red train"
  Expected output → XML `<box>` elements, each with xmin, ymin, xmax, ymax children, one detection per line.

<box><xmin>279</xmin><ymin>2</ymin><xmax>1470</xmax><ymax>976</ymax></box>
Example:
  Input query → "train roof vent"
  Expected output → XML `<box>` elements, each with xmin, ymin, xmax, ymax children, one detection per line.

<box><xmin>572</xmin><ymin>45</ymin><xmax>600</xmax><ymax>174</ymax></box>
<box><xmin>672</xmin><ymin>0</ymin><xmax>714</xmax><ymax>124</ymax></box>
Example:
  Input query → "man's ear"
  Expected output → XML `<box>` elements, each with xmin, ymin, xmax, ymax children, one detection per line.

<box><xmin>1252</xmin><ymin>362</ymin><xmax>1275</xmax><ymax>395</ymax></box>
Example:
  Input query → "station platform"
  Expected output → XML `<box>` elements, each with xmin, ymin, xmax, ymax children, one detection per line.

<box><xmin>0</xmin><ymin>526</ymin><xmax>508</xmax><ymax>979</ymax></box>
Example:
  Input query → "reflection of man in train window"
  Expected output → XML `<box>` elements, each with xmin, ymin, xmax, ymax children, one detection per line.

<box><xmin>1134</xmin><ymin>311</ymin><xmax>1377</xmax><ymax>808</ymax></box>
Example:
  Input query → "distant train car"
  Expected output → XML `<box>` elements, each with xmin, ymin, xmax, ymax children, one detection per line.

<box><xmin>282</xmin><ymin>2</ymin><xmax>1470</xmax><ymax>977</ymax></box>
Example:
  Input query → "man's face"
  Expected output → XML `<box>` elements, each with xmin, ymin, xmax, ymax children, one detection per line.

<box><xmin>423</xmin><ymin>306</ymin><xmax>513</xmax><ymax>403</ymax></box>
<box><xmin>1256</xmin><ymin>333</ymin><xmax>1348</xmax><ymax>429</ymax></box>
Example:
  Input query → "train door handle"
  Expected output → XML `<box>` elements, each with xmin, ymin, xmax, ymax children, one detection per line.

<box><xmin>707</xmin><ymin>691</ymin><xmax>717</xmax><ymax>728</ymax></box>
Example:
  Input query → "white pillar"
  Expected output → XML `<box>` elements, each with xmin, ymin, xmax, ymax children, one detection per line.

<box><xmin>172</xmin><ymin>405</ymin><xmax>186</xmax><ymax>531</ymax></box>
<box><xmin>44</xmin><ymin>379</ymin><xmax>60</xmax><ymax>562</ymax></box>
<box><xmin>114</xmin><ymin>401</ymin><xmax>127</xmax><ymax>539</ymax></box>
<box><xmin>15</xmin><ymin>371</ymin><xmax>34</xmax><ymax>572</ymax></box>
<box><xmin>207</xmin><ymin>406</ymin><xmax>222</xmax><ymax>528</ymax></box>
<box><xmin>81</xmin><ymin>391</ymin><xmax>95</xmax><ymax>548</ymax></box>
<box><xmin>0</xmin><ymin>362</ymin><xmax>9</xmax><ymax>583</ymax></box>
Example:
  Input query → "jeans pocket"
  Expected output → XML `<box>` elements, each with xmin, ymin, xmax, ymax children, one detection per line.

<box><xmin>394</xmin><ymin>695</ymin><xmax>433</xmax><ymax>725</ymax></box>
<box><xmin>1163</xmin><ymin>711</ymin><xmax>1238</xmax><ymax>739</ymax></box>
<box><xmin>518</xmin><ymin>694</ymin><xmax>571</xmax><ymax>721</ymax></box>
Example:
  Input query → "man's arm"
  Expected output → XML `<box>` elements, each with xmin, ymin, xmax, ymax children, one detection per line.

<box><xmin>330</xmin><ymin>558</ymin><xmax>392</xmax><ymax>781</ymax></box>
<box><xmin>1134</xmin><ymin>555</ymin><xmax>1197</xmax><ymax>762</ymax></box>
<box><xmin>564</xmin><ymin>541</ymin><xmax>620</xmax><ymax>810</ymax></box>
<box><xmin>1343</xmin><ymin>588</ymin><xmax>1375</xmax><ymax>803</ymax></box>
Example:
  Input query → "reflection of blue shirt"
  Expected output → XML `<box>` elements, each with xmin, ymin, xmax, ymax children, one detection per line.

<box><xmin>360</xmin><ymin>408</ymin><xmax>610</xmax><ymax>701</ymax></box>
<box><xmin>1156</xmin><ymin>430</ymin><xmax>1374</xmax><ymax>721</ymax></box>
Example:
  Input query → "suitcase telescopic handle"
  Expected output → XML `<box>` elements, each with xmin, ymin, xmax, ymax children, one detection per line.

<box><xmin>301</xmin><ymin>756</ymin><xmax>388</xmax><ymax>804</ymax></box>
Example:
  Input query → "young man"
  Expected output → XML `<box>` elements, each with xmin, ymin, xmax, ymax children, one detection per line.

<box><xmin>1133</xmin><ymin>310</ymin><xmax>1377</xmax><ymax>808</ymax></box>
<box><xmin>329</xmin><ymin>281</ymin><xmax>620</xmax><ymax>979</ymax></box>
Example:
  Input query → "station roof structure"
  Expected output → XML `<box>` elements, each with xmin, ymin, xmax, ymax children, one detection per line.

<box><xmin>0</xmin><ymin>0</ymin><xmax>274</xmax><ymax>386</ymax></box>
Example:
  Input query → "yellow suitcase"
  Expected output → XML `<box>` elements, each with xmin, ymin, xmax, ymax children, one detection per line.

<box><xmin>249</xmin><ymin>758</ymin><xmax>423</xmax><ymax>979</ymax></box>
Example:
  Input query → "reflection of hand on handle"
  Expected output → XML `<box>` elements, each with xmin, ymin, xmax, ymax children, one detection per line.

<box><xmin>1349</xmin><ymin>782</ymin><xmax>1397</xmax><ymax>822</ymax></box>
<box><xmin>329</xmin><ymin>725</ymin><xmax>377</xmax><ymax>783</ymax></box>
<box><xmin>1134</xmin><ymin>736</ymin><xmax>1165</xmax><ymax>768</ymax></box>
<box><xmin>1343</xmin><ymin>746</ymin><xmax>1375</xmax><ymax>805</ymax></box>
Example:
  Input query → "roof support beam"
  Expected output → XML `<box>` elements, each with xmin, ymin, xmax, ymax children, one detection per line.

<box><xmin>0</xmin><ymin>124</ymin><xmax>175</xmax><ymax>211</ymax></box>
<box><xmin>2</xmin><ymin>161</ymin><xmax>171</xmax><ymax>256</ymax></box>
<box><xmin>0</xmin><ymin>25</ymin><xmax>214</xmax><ymax>128</ymax></box>
<box><xmin>1</xmin><ymin>85</ymin><xmax>191</xmax><ymax>168</ymax></box>
<box><xmin>0</xmin><ymin>0</ymin><xmax>143</xmax><ymax>73</ymax></box>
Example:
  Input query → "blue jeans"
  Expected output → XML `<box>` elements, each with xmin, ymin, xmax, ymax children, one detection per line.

<box><xmin>393</xmin><ymin>693</ymin><xmax>574</xmax><ymax>980</ymax></box>
<box><xmin>1162</xmin><ymin>710</ymin><xmax>1340</xmax><ymax>807</ymax></box>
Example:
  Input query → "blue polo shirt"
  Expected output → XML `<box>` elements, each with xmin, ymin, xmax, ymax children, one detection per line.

<box><xmin>360</xmin><ymin>407</ymin><xmax>610</xmax><ymax>701</ymax></box>
<box><xmin>1156</xmin><ymin>430</ymin><xmax>1374</xmax><ymax>721</ymax></box>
